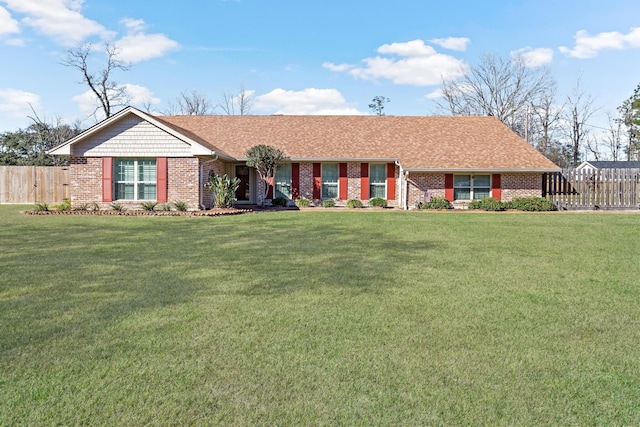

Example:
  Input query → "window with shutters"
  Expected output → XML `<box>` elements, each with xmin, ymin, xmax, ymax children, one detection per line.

<box><xmin>453</xmin><ymin>174</ymin><xmax>490</xmax><ymax>201</ymax></box>
<box><xmin>321</xmin><ymin>163</ymin><xmax>338</xmax><ymax>198</ymax></box>
<box><xmin>114</xmin><ymin>158</ymin><xmax>157</xmax><ymax>200</ymax></box>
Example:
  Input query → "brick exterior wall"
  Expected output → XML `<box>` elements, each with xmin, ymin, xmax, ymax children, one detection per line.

<box><xmin>406</xmin><ymin>172</ymin><xmax>543</xmax><ymax>209</ymax></box>
<box><xmin>407</xmin><ymin>173</ymin><xmax>446</xmax><ymax>208</ymax></box>
<box><xmin>70</xmin><ymin>156</ymin><xmax>103</xmax><ymax>206</ymax></box>
<box><xmin>501</xmin><ymin>173</ymin><xmax>542</xmax><ymax>200</ymax></box>
<box><xmin>167</xmin><ymin>157</ymin><xmax>199</xmax><ymax>209</ymax></box>
<box><xmin>70</xmin><ymin>156</ymin><xmax>204</xmax><ymax>210</ymax></box>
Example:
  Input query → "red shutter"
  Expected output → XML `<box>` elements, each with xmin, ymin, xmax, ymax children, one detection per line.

<box><xmin>339</xmin><ymin>163</ymin><xmax>348</xmax><ymax>200</ymax></box>
<box><xmin>291</xmin><ymin>162</ymin><xmax>300</xmax><ymax>199</ymax></box>
<box><xmin>386</xmin><ymin>163</ymin><xmax>396</xmax><ymax>201</ymax></box>
<box><xmin>444</xmin><ymin>174</ymin><xmax>454</xmax><ymax>202</ymax></box>
<box><xmin>360</xmin><ymin>163</ymin><xmax>369</xmax><ymax>200</ymax></box>
<box><xmin>492</xmin><ymin>174</ymin><xmax>501</xmax><ymax>200</ymax></box>
<box><xmin>102</xmin><ymin>157</ymin><xmax>112</xmax><ymax>202</ymax></box>
<box><xmin>156</xmin><ymin>157</ymin><xmax>168</xmax><ymax>202</ymax></box>
<box><xmin>313</xmin><ymin>163</ymin><xmax>321</xmax><ymax>199</ymax></box>
<box><xmin>267</xmin><ymin>176</ymin><xmax>274</xmax><ymax>199</ymax></box>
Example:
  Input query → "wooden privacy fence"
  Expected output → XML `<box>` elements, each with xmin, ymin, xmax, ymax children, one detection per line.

<box><xmin>543</xmin><ymin>168</ymin><xmax>639</xmax><ymax>210</ymax></box>
<box><xmin>0</xmin><ymin>166</ymin><xmax>70</xmax><ymax>204</ymax></box>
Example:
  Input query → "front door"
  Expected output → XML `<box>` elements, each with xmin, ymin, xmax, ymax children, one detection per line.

<box><xmin>235</xmin><ymin>165</ymin><xmax>251</xmax><ymax>201</ymax></box>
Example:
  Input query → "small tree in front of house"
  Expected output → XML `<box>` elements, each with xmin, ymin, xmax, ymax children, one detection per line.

<box><xmin>245</xmin><ymin>144</ymin><xmax>285</xmax><ymax>205</ymax></box>
<box><xmin>206</xmin><ymin>174</ymin><xmax>240</xmax><ymax>208</ymax></box>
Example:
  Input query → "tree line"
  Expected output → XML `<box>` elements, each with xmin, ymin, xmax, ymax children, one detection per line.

<box><xmin>2</xmin><ymin>44</ymin><xmax>639</xmax><ymax>166</ymax></box>
<box><xmin>438</xmin><ymin>54</ymin><xmax>640</xmax><ymax>166</ymax></box>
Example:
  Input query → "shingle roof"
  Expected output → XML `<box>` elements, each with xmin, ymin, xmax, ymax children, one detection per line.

<box><xmin>584</xmin><ymin>161</ymin><xmax>640</xmax><ymax>169</ymax></box>
<box><xmin>156</xmin><ymin>114</ymin><xmax>559</xmax><ymax>171</ymax></box>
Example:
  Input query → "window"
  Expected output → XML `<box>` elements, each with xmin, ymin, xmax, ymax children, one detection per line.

<box><xmin>115</xmin><ymin>158</ymin><xmax>156</xmax><ymax>200</ymax></box>
<box><xmin>322</xmin><ymin>163</ymin><xmax>338</xmax><ymax>198</ymax></box>
<box><xmin>454</xmin><ymin>174</ymin><xmax>491</xmax><ymax>201</ymax></box>
<box><xmin>275</xmin><ymin>163</ymin><xmax>292</xmax><ymax>199</ymax></box>
<box><xmin>369</xmin><ymin>164</ymin><xmax>386</xmax><ymax>199</ymax></box>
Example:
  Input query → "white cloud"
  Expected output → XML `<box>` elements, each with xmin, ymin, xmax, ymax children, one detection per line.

<box><xmin>559</xmin><ymin>27</ymin><xmax>640</xmax><ymax>59</ymax></box>
<box><xmin>115</xmin><ymin>18</ymin><xmax>180</xmax><ymax>63</ymax></box>
<box><xmin>1</xmin><ymin>0</ymin><xmax>113</xmax><ymax>46</ymax></box>
<box><xmin>324</xmin><ymin>39</ymin><xmax>467</xmax><ymax>86</ymax></box>
<box><xmin>0</xmin><ymin>88</ymin><xmax>41</xmax><ymax>118</ymax></box>
<box><xmin>511</xmin><ymin>47</ymin><xmax>554</xmax><ymax>67</ymax></box>
<box><xmin>254</xmin><ymin>88</ymin><xmax>364</xmax><ymax>115</ymax></box>
<box><xmin>424</xmin><ymin>88</ymin><xmax>443</xmax><ymax>99</ymax></box>
<box><xmin>0</xmin><ymin>6</ymin><xmax>19</xmax><ymax>36</ymax></box>
<box><xmin>429</xmin><ymin>37</ymin><xmax>470</xmax><ymax>51</ymax></box>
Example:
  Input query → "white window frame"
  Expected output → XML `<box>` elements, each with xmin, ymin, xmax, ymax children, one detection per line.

<box><xmin>321</xmin><ymin>163</ymin><xmax>339</xmax><ymax>199</ymax></box>
<box><xmin>453</xmin><ymin>174</ymin><xmax>491</xmax><ymax>201</ymax></box>
<box><xmin>114</xmin><ymin>158</ymin><xmax>157</xmax><ymax>201</ymax></box>
<box><xmin>369</xmin><ymin>163</ymin><xmax>387</xmax><ymax>199</ymax></box>
<box><xmin>275</xmin><ymin>163</ymin><xmax>292</xmax><ymax>199</ymax></box>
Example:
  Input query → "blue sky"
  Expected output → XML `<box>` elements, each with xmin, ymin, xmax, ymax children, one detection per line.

<box><xmin>1</xmin><ymin>0</ymin><xmax>639</xmax><ymax>138</ymax></box>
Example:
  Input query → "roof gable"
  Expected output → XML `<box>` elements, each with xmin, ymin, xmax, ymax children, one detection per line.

<box><xmin>48</xmin><ymin>107</ymin><xmax>222</xmax><ymax>157</ymax></box>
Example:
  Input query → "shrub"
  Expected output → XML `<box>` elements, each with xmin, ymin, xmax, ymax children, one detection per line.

<box><xmin>271</xmin><ymin>197</ymin><xmax>288</xmax><ymax>207</ymax></box>
<box><xmin>508</xmin><ymin>197</ymin><xmax>557</xmax><ymax>211</ymax></box>
<box><xmin>88</xmin><ymin>202</ymin><xmax>100</xmax><ymax>212</ymax></box>
<box><xmin>54</xmin><ymin>199</ymin><xmax>71</xmax><ymax>211</ymax></box>
<box><xmin>206</xmin><ymin>174</ymin><xmax>240</xmax><ymax>208</ymax></box>
<box><xmin>140</xmin><ymin>201</ymin><xmax>158</xmax><ymax>212</ymax></box>
<box><xmin>468</xmin><ymin>197</ymin><xmax>507</xmax><ymax>211</ymax></box>
<box><xmin>173</xmin><ymin>200</ymin><xmax>188</xmax><ymax>212</ymax></box>
<box><xmin>346</xmin><ymin>199</ymin><xmax>363</xmax><ymax>208</ymax></box>
<box><xmin>73</xmin><ymin>204</ymin><xmax>88</xmax><ymax>211</ymax></box>
<box><xmin>419</xmin><ymin>197</ymin><xmax>452</xmax><ymax>210</ymax></box>
<box><xmin>34</xmin><ymin>202</ymin><xmax>49</xmax><ymax>212</ymax></box>
<box><xmin>159</xmin><ymin>203</ymin><xmax>172</xmax><ymax>211</ymax></box>
<box><xmin>322</xmin><ymin>199</ymin><xmax>336</xmax><ymax>208</ymax></box>
<box><xmin>369</xmin><ymin>197</ymin><xmax>387</xmax><ymax>208</ymax></box>
<box><xmin>110</xmin><ymin>202</ymin><xmax>125</xmax><ymax>212</ymax></box>
<box><xmin>295</xmin><ymin>198</ymin><xmax>311</xmax><ymax>208</ymax></box>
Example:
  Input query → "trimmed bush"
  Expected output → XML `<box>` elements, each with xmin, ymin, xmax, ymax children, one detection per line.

<box><xmin>468</xmin><ymin>197</ymin><xmax>507</xmax><ymax>211</ymax></box>
<box><xmin>369</xmin><ymin>197</ymin><xmax>387</xmax><ymax>208</ymax></box>
<box><xmin>508</xmin><ymin>197</ymin><xmax>557</xmax><ymax>211</ymax></box>
<box><xmin>322</xmin><ymin>199</ymin><xmax>336</xmax><ymax>208</ymax></box>
<box><xmin>295</xmin><ymin>198</ymin><xmax>312</xmax><ymax>208</ymax></box>
<box><xmin>271</xmin><ymin>197</ymin><xmax>288</xmax><ymax>207</ymax></box>
<box><xmin>346</xmin><ymin>199</ymin><xmax>364</xmax><ymax>209</ymax></box>
<box><xmin>419</xmin><ymin>197</ymin><xmax>452</xmax><ymax>210</ymax></box>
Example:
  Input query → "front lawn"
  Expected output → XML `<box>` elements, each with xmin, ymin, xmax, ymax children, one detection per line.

<box><xmin>1</xmin><ymin>205</ymin><xmax>639</xmax><ymax>425</ymax></box>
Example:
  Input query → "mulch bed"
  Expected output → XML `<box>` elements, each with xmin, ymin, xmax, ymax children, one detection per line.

<box><xmin>24</xmin><ymin>208</ymin><xmax>252</xmax><ymax>216</ymax></box>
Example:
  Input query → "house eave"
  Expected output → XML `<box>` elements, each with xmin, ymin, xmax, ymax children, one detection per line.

<box><xmin>404</xmin><ymin>167</ymin><xmax>562</xmax><ymax>173</ymax></box>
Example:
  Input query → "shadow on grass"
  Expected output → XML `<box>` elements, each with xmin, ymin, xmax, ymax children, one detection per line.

<box><xmin>0</xmin><ymin>211</ymin><xmax>440</xmax><ymax>353</ymax></box>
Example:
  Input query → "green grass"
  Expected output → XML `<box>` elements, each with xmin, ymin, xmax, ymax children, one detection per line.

<box><xmin>1</xmin><ymin>205</ymin><xmax>640</xmax><ymax>426</ymax></box>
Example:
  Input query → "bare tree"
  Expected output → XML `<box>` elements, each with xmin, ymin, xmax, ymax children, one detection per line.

<box><xmin>218</xmin><ymin>83</ymin><xmax>253</xmax><ymax>115</ymax></box>
<box><xmin>605</xmin><ymin>113</ymin><xmax>623</xmax><ymax>161</ymax></box>
<box><xmin>563</xmin><ymin>79</ymin><xmax>598</xmax><ymax>165</ymax></box>
<box><xmin>439</xmin><ymin>54</ymin><xmax>554</xmax><ymax>138</ymax></box>
<box><xmin>164</xmin><ymin>90</ymin><xmax>214</xmax><ymax>115</ymax></box>
<box><xmin>61</xmin><ymin>43</ymin><xmax>131</xmax><ymax>119</ymax></box>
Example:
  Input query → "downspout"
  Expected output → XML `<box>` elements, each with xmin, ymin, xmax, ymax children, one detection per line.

<box><xmin>199</xmin><ymin>155</ymin><xmax>219</xmax><ymax>210</ymax></box>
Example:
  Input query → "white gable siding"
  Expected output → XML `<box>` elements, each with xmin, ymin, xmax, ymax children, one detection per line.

<box><xmin>72</xmin><ymin>115</ymin><xmax>192</xmax><ymax>157</ymax></box>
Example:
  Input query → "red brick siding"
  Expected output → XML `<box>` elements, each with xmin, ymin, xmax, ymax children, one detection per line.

<box><xmin>501</xmin><ymin>173</ymin><xmax>542</xmax><ymax>200</ymax></box>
